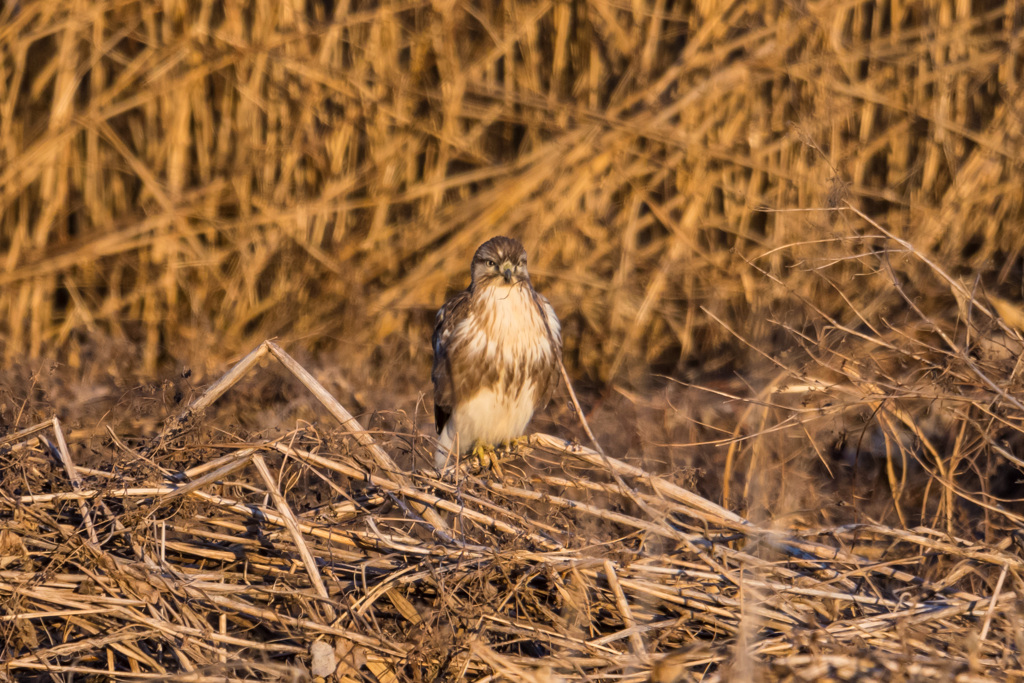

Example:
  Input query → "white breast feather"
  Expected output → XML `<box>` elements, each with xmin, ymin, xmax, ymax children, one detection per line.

<box><xmin>434</xmin><ymin>284</ymin><xmax>559</xmax><ymax>469</ymax></box>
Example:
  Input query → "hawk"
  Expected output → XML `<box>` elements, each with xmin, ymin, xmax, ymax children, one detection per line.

<box><xmin>432</xmin><ymin>236</ymin><xmax>562</xmax><ymax>471</ymax></box>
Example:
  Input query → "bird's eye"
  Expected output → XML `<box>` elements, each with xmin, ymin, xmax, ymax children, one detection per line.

<box><xmin>486</xmin><ymin>259</ymin><xmax>496</xmax><ymax>267</ymax></box>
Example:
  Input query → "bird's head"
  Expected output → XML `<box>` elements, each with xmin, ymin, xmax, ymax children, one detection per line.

<box><xmin>470</xmin><ymin>236</ymin><xmax>530</xmax><ymax>288</ymax></box>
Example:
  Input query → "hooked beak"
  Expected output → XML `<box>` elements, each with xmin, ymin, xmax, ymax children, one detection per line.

<box><xmin>502</xmin><ymin>265</ymin><xmax>514</xmax><ymax>283</ymax></box>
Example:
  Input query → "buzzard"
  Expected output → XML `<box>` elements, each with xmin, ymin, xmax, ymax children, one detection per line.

<box><xmin>432</xmin><ymin>236</ymin><xmax>562</xmax><ymax>471</ymax></box>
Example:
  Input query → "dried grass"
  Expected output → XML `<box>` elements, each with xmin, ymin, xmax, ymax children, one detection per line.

<box><xmin>0</xmin><ymin>322</ymin><xmax>1022</xmax><ymax>680</ymax></box>
<box><xmin>2</xmin><ymin>0</ymin><xmax>1024</xmax><ymax>680</ymax></box>
<box><xmin>2</xmin><ymin>0</ymin><xmax>1022</xmax><ymax>380</ymax></box>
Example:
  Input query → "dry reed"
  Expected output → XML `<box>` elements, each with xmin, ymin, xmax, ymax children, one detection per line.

<box><xmin>1</xmin><ymin>0</ymin><xmax>1021</xmax><ymax>381</ymax></box>
<box><xmin>2</xmin><ymin>0</ymin><xmax>1024</xmax><ymax>680</ymax></box>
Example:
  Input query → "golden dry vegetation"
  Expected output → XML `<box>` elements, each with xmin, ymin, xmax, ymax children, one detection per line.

<box><xmin>1</xmin><ymin>0</ymin><xmax>1023</xmax><ymax>680</ymax></box>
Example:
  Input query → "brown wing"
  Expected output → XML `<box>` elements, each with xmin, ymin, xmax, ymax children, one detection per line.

<box><xmin>530</xmin><ymin>290</ymin><xmax>563</xmax><ymax>411</ymax></box>
<box><xmin>431</xmin><ymin>289</ymin><xmax>471</xmax><ymax>433</ymax></box>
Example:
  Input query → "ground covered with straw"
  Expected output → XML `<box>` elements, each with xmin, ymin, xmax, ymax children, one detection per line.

<box><xmin>2</xmin><ymin>336</ymin><xmax>1022</xmax><ymax>681</ymax></box>
<box><xmin>2</xmin><ymin>0</ymin><xmax>1024</xmax><ymax>680</ymax></box>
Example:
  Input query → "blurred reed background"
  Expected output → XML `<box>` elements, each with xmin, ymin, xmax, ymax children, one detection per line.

<box><xmin>2</xmin><ymin>0</ymin><xmax>1019</xmax><ymax>379</ymax></box>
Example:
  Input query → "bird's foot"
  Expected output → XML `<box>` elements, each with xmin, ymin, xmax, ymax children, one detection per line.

<box><xmin>471</xmin><ymin>442</ymin><xmax>504</xmax><ymax>478</ymax></box>
<box><xmin>507</xmin><ymin>435</ymin><xmax>531</xmax><ymax>454</ymax></box>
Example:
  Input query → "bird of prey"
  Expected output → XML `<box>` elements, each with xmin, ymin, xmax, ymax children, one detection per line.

<box><xmin>432</xmin><ymin>236</ymin><xmax>562</xmax><ymax>472</ymax></box>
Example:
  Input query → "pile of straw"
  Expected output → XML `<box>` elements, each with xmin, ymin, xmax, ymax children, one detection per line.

<box><xmin>1</xmin><ymin>341</ymin><xmax>1019</xmax><ymax>681</ymax></box>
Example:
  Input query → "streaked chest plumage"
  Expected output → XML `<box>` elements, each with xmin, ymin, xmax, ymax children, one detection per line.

<box><xmin>438</xmin><ymin>283</ymin><xmax>560</xmax><ymax>452</ymax></box>
<box><xmin>456</xmin><ymin>285</ymin><xmax>556</xmax><ymax>381</ymax></box>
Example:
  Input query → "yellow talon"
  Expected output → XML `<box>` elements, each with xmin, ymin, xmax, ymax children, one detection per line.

<box><xmin>471</xmin><ymin>442</ymin><xmax>496</xmax><ymax>470</ymax></box>
<box><xmin>471</xmin><ymin>442</ymin><xmax>505</xmax><ymax>478</ymax></box>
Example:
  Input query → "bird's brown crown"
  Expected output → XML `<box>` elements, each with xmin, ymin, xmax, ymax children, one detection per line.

<box><xmin>470</xmin><ymin>236</ymin><xmax>530</xmax><ymax>287</ymax></box>
<box><xmin>472</xmin><ymin>236</ymin><xmax>527</xmax><ymax>267</ymax></box>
